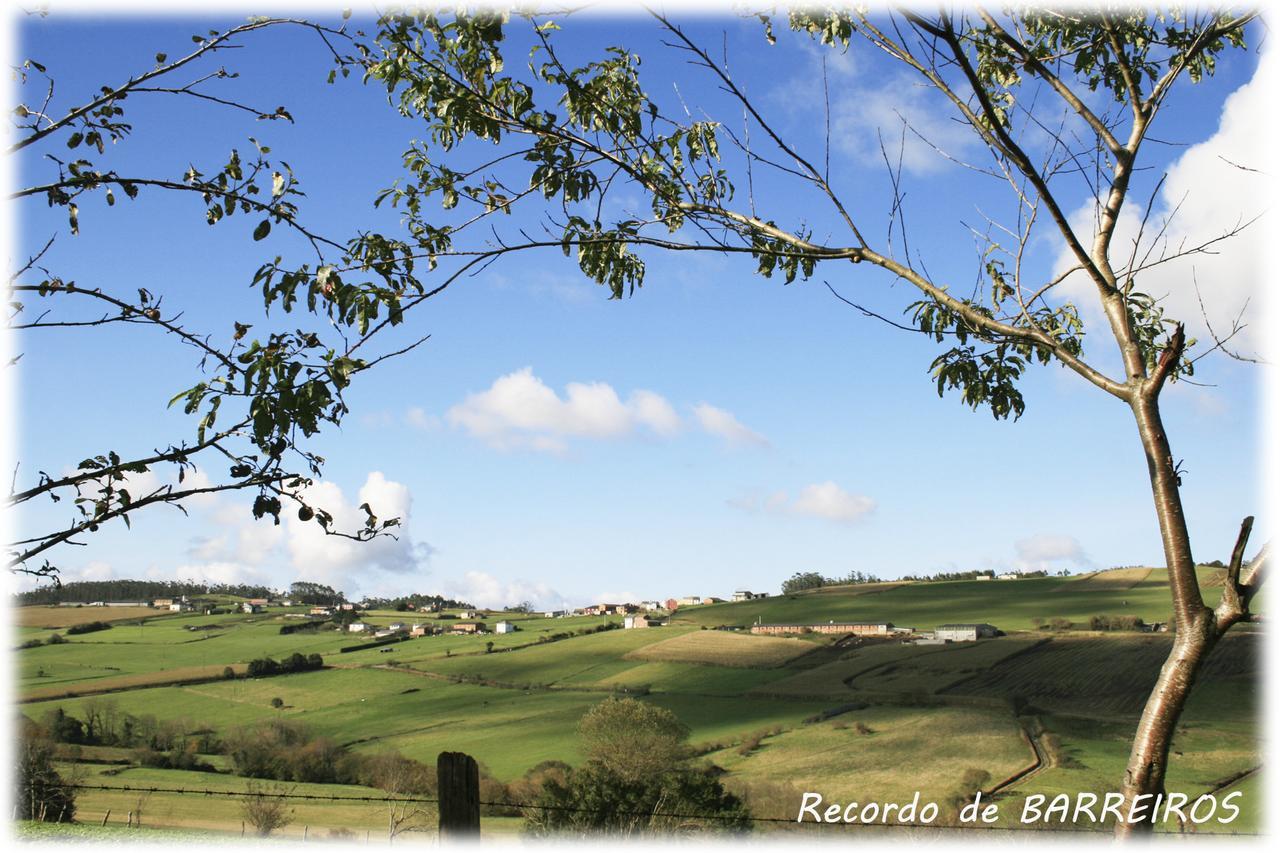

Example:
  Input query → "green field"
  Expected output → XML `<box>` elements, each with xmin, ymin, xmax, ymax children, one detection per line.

<box><xmin>14</xmin><ymin>574</ymin><xmax>1262</xmax><ymax>838</ymax></box>
<box><xmin>671</xmin><ymin>567</ymin><xmax>1256</xmax><ymax>632</ymax></box>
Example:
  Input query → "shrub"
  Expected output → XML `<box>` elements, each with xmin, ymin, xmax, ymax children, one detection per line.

<box><xmin>65</xmin><ymin>621</ymin><xmax>112</xmax><ymax>635</ymax></box>
<box><xmin>241</xmin><ymin>781</ymin><xmax>294</xmax><ymax>837</ymax></box>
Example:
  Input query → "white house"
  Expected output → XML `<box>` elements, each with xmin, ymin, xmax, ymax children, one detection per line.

<box><xmin>495</xmin><ymin>621</ymin><xmax>517</xmax><ymax>634</ymax></box>
<box><xmin>543</xmin><ymin>610</ymin><xmax>567</xmax><ymax>618</ymax></box>
<box><xmin>347</xmin><ymin>622</ymin><xmax>368</xmax><ymax>633</ymax></box>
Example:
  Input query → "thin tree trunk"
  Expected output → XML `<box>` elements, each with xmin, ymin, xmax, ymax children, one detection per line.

<box><xmin>1117</xmin><ymin>393</ymin><xmax>1219</xmax><ymax>836</ymax></box>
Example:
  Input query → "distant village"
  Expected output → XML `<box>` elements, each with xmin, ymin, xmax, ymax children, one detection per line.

<box><xmin>54</xmin><ymin>585</ymin><xmax>1022</xmax><ymax>646</ymax></box>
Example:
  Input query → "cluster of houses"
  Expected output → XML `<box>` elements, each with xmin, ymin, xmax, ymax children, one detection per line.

<box><xmin>749</xmin><ymin>620</ymin><xmax>1001</xmax><ymax>643</ymax></box>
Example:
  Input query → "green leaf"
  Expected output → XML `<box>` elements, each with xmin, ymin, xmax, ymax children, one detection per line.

<box><xmin>253</xmin><ymin>219</ymin><xmax>271</xmax><ymax>241</ymax></box>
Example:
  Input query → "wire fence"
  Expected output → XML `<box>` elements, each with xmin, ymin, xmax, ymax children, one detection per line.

<box><xmin>63</xmin><ymin>783</ymin><xmax>1264</xmax><ymax>837</ymax></box>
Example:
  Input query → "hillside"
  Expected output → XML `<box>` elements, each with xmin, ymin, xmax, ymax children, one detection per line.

<box><xmin>14</xmin><ymin>571</ymin><xmax>1262</xmax><ymax>837</ymax></box>
<box><xmin>669</xmin><ymin>567</ymin><xmax>1254</xmax><ymax>631</ymax></box>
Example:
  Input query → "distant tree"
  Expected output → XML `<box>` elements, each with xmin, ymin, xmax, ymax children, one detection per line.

<box><xmin>15</xmin><ymin>737</ymin><xmax>77</xmax><ymax>822</ymax></box>
<box><xmin>289</xmin><ymin>582</ymin><xmax>345</xmax><ymax>606</ymax></box>
<box><xmin>240</xmin><ymin>781</ymin><xmax>294</xmax><ymax>837</ymax></box>
<box><xmin>41</xmin><ymin>708</ymin><xmax>85</xmax><ymax>745</ymax></box>
<box><xmin>578</xmin><ymin>697</ymin><xmax>690</xmax><ymax>783</ymax></box>
<box><xmin>361</xmin><ymin>752</ymin><xmax>435</xmax><ymax>840</ymax></box>
<box><xmin>780</xmin><ymin>572</ymin><xmax>826</xmax><ymax>595</ymax></box>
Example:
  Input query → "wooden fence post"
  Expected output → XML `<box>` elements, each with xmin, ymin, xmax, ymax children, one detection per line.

<box><xmin>437</xmin><ymin>751</ymin><xmax>480</xmax><ymax>839</ymax></box>
<box><xmin>101</xmin><ymin>810</ymin><xmax>111</xmax><ymax>827</ymax></box>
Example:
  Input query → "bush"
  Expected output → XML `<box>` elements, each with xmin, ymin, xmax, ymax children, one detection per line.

<box><xmin>241</xmin><ymin>781</ymin><xmax>294</xmax><ymax>837</ymax></box>
<box><xmin>527</xmin><ymin>762</ymin><xmax>750</xmax><ymax>836</ymax></box>
<box><xmin>1088</xmin><ymin>614</ymin><xmax>1146</xmax><ymax>632</ymax></box>
<box><xmin>1047</xmin><ymin>617</ymin><xmax>1073</xmax><ymax>631</ymax></box>
<box><xmin>246</xmin><ymin>653</ymin><xmax>323</xmax><ymax>678</ymax></box>
<box><xmin>47</xmin><ymin>633</ymin><xmax>66</xmax><ymax>645</ymax></box>
<box><xmin>65</xmin><ymin>621</ymin><xmax>112</xmax><ymax>635</ymax></box>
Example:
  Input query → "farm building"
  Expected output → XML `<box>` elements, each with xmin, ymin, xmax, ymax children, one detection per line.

<box><xmin>152</xmin><ymin>598</ymin><xmax>174</xmax><ymax>608</ymax></box>
<box><xmin>168</xmin><ymin>601</ymin><xmax>194</xmax><ymax>612</ymax></box>
<box><xmin>935</xmin><ymin>623</ymin><xmax>1000</xmax><ymax>642</ymax></box>
<box><xmin>389</xmin><ymin>622</ymin><xmax>406</xmax><ymax>631</ymax></box>
<box><xmin>347</xmin><ymin>622</ymin><xmax>368</xmax><ymax>633</ymax></box>
<box><xmin>450</xmin><ymin>621</ymin><xmax>485</xmax><ymax>634</ymax></box>
<box><xmin>495</xmin><ymin>621</ymin><xmax>517</xmax><ymax>634</ymax></box>
<box><xmin>751</xmin><ymin>621</ymin><xmax>893</xmax><ymax>637</ymax></box>
<box><xmin>640</xmin><ymin>600</ymin><xmax>663</xmax><ymax>611</ymax></box>
<box><xmin>975</xmin><ymin>575</ymin><xmax>994</xmax><ymax>581</ymax></box>
<box><xmin>457</xmin><ymin>610</ymin><xmax>479</xmax><ymax>619</ymax></box>
<box><xmin>678</xmin><ymin>596</ymin><xmax>703</xmax><ymax>607</ymax></box>
<box><xmin>583</xmin><ymin>603</ymin><xmax>634</xmax><ymax>616</ymax></box>
<box><xmin>543</xmin><ymin>610</ymin><xmax>568</xmax><ymax>618</ymax></box>
<box><xmin>241</xmin><ymin>602</ymin><xmax>262</xmax><ymax>614</ymax></box>
<box><xmin>409</xmin><ymin>624</ymin><xmax>433</xmax><ymax>638</ymax></box>
<box><xmin>733</xmin><ymin>590</ymin><xmax>767</xmax><ymax>601</ymax></box>
<box><xmin>996</xmin><ymin>573</ymin><xmax>1021</xmax><ymax>580</ymax></box>
<box><xmin>624</xmin><ymin>615</ymin><xmax>661</xmax><ymax>629</ymax></box>
<box><xmin>310</xmin><ymin>607</ymin><xmax>333</xmax><ymax>616</ymax></box>
<box><xmin>701</xmin><ymin>597</ymin><xmax>725</xmax><ymax>605</ymax></box>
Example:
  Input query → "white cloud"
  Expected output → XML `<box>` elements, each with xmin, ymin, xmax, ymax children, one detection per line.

<box><xmin>831</xmin><ymin>72</ymin><xmax>979</xmax><ymax>175</ymax></box>
<box><xmin>1054</xmin><ymin>51</ymin><xmax>1272</xmax><ymax>359</ymax></box>
<box><xmin>405</xmin><ymin>407</ymin><xmax>441</xmax><ymax>431</ymax></box>
<box><xmin>693</xmin><ymin>403</ymin><xmax>769</xmax><ymax>448</ymax></box>
<box><xmin>445</xmin><ymin>367</ymin><xmax>683</xmax><ymax>451</ymax></box>
<box><xmin>170</xmin><ymin>560</ymin><xmax>272</xmax><ymax>587</ymax></box>
<box><xmin>285</xmin><ymin>472</ymin><xmax>433</xmax><ymax>587</ymax></box>
<box><xmin>791</xmin><ymin>481</ymin><xmax>876</xmax><ymax>523</ymax></box>
<box><xmin>436</xmin><ymin>570</ymin><xmax>570</xmax><ymax>611</ymax></box>
<box><xmin>177</xmin><ymin>471</ymin><xmax>434</xmax><ymax>597</ymax></box>
<box><xmin>731</xmin><ymin>481</ymin><xmax>875</xmax><ymax>525</ymax></box>
<box><xmin>1013</xmin><ymin>534</ymin><xmax>1090</xmax><ymax>572</ymax></box>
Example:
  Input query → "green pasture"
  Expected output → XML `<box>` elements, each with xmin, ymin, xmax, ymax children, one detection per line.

<box><xmin>52</xmin><ymin>762</ymin><xmax>429</xmax><ymax>839</ymax></box>
<box><xmin>13</xmin><ymin>578</ymin><xmax>1262</xmax><ymax>839</ymax></box>
<box><xmin>674</xmin><ymin>568</ymin><xmax>1252</xmax><ymax>632</ymax></box>
<box><xmin>714</xmin><ymin>705</ymin><xmax>1030</xmax><ymax>806</ymax></box>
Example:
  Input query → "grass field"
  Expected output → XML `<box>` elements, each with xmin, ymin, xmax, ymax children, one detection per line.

<box><xmin>17</xmin><ymin>605</ymin><xmax>160</xmax><ymax>628</ymax></box>
<box><xmin>672</xmin><ymin>568</ymin><xmax>1254</xmax><ymax>632</ymax></box>
<box><xmin>623</xmin><ymin>630</ymin><xmax>818</xmax><ymax>668</ymax></box>
<box><xmin>1059</xmin><ymin>567</ymin><xmax>1152</xmax><ymax>591</ymax></box>
<box><xmin>14</xmin><ymin>574</ymin><xmax>1263</xmax><ymax>838</ymax></box>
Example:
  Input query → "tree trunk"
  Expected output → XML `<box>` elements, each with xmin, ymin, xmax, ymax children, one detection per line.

<box><xmin>1116</xmin><ymin>393</ymin><xmax>1219</xmax><ymax>836</ymax></box>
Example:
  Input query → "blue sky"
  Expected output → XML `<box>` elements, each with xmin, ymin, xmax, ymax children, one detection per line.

<box><xmin>6</xmin><ymin>7</ymin><xmax>1271</xmax><ymax>608</ymax></box>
